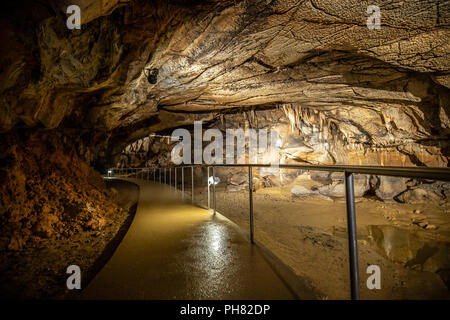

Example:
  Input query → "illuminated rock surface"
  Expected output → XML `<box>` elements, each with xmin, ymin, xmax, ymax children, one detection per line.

<box><xmin>0</xmin><ymin>0</ymin><xmax>448</xmax><ymax>168</ymax></box>
<box><xmin>0</xmin><ymin>0</ymin><xmax>449</xmax><ymax>299</ymax></box>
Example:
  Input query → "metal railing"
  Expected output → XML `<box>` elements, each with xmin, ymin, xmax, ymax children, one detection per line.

<box><xmin>108</xmin><ymin>164</ymin><xmax>450</xmax><ymax>300</ymax></box>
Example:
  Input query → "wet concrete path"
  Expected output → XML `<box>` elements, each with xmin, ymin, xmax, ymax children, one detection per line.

<box><xmin>80</xmin><ymin>178</ymin><xmax>296</xmax><ymax>299</ymax></box>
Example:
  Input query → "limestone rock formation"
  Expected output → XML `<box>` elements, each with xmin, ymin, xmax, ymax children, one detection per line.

<box><xmin>0</xmin><ymin>0</ymin><xmax>449</xmax><ymax>248</ymax></box>
<box><xmin>1</xmin><ymin>0</ymin><xmax>449</xmax><ymax>167</ymax></box>
<box><xmin>0</xmin><ymin>130</ymin><xmax>123</xmax><ymax>250</ymax></box>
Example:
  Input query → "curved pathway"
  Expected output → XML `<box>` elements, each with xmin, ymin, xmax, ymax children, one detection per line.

<box><xmin>80</xmin><ymin>178</ymin><xmax>298</xmax><ymax>299</ymax></box>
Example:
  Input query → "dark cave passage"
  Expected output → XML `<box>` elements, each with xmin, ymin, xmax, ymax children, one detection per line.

<box><xmin>0</xmin><ymin>0</ymin><xmax>449</xmax><ymax>304</ymax></box>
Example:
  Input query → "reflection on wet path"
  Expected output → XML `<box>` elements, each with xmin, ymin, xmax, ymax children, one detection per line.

<box><xmin>80</xmin><ymin>179</ymin><xmax>296</xmax><ymax>299</ymax></box>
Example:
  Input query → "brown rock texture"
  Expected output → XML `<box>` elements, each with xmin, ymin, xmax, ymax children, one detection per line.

<box><xmin>0</xmin><ymin>0</ymin><xmax>448</xmax><ymax>168</ymax></box>
<box><xmin>0</xmin><ymin>130</ymin><xmax>122</xmax><ymax>250</ymax></box>
<box><xmin>0</xmin><ymin>1</ymin><xmax>449</xmax><ymax>300</ymax></box>
<box><xmin>0</xmin><ymin>0</ymin><xmax>449</xmax><ymax>247</ymax></box>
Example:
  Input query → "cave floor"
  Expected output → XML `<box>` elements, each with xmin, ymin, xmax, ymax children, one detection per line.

<box><xmin>193</xmin><ymin>185</ymin><xmax>450</xmax><ymax>300</ymax></box>
<box><xmin>80</xmin><ymin>178</ymin><xmax>302</xmax><ymax>299</ymax></box>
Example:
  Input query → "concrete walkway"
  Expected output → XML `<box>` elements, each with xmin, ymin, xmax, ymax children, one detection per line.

<box><xmin>80</xmin><ymin>178</ymin><xmax>297</xmax><ymax>299</ymax></box>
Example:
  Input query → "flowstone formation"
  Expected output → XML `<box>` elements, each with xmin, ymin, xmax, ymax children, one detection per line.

<box><xmin>120</xmin><ymin>108</ymin><xmax>450</xmax><ymax>204</ymax></box>
<box><xmin>0</xmin><ymin>0</ymin><xmax>448</xmax><ymax>168</ymax></box>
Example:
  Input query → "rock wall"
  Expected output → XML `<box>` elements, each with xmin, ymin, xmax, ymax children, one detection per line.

<box><xmin>120</xmin><ymin>107</ymin><xmax>449</xmax><ymax>203</ymax></box>
<box><xmin>0</xmin><ymin>130</ymin><xmax>122</xmax><ymax>250</ymax></box>
<box><xmin>0</xmin><ymin>1</ymin><xmax>449</xmax><ymax>168</ymax></box>
<box><xmin>0</xmin><ymin>1</ymin><xmax>449</xmax><ymax>249</ymax></box>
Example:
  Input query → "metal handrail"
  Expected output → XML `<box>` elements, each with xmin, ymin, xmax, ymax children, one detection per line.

<box><xmin>113</xmin><ymin>164</ymin><xmax>450</xmax><ymax>181</ymax></box>
<box><xmin>108</xmin><ymin>164</ymin><xmax>450</xmax><ymax>300</ymax></box>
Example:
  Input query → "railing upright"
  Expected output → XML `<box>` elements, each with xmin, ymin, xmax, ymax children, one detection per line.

<box><xmin>212</xmin><ymin>166</ymin><xmax>216</xmax><ymax>215</ymax></box>
<box><xmin>191</xmin><ymin>166</ymin><xmax>194</xmax><ymax>204</ymax></box>
<box><xmin>207</xmin><ymin>167</ymin><xmax>210</xmax><ymax>209</ymax></box>
<box><xmin>345</xmin><ymin>171</ymin><xmax>360</xmax><ymax>300</ymax></box>
<box><xmin>248</xmin><ymin>166</ymin><xmax>254</xmax><ymax>244</ymax></box>
<box><xmin>182</xmin><ymin>167</ymin><xmax>184</xmax><ymax>200</ymax></box>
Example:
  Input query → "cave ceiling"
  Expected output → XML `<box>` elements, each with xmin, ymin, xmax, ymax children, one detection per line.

<box><xmin>0</xmin><ymin>0</ymin><xmax>449</xmax><ymax>166</ymax></box>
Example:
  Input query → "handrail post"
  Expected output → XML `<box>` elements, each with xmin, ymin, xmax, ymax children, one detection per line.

<box><xmin>175</xmin><ymin>167</ymin><xmax>177</xmax><ymax>192</ymax></box>
<box><xmin>345</xmin><ymin>171</ymin><xmax>360</xmax><ymax>300</ymax></box>
<box><xmin>153</xmin><ymin>168</ymin><xmax>156</xmax><ymax>182</ymax></box>
<box><xmin>207</xmin><ymin>166</ymin><xmax>210</xmax><ymax>209</ymax></box>
<box><xmin>212</xmin><ymin>166</ymin><xmax>216</xmax><ymax>215</ymax></box>
<box><xmin>169</xmin><ymin>168</ymin><xmax>172</xmax><ymax>188</ymax></box>
<box><xmin>249</xmin><ymin>166</ymin><xmax>254</xmax><ymax>244</ymax></box>
<box><xmin>159</xmin><ymin>168</ymin><xmax>161</xmax><ymax>184</ymax></box>
<box><xmin>191</xmin><ymin>166</ymin><xmax>194</xmax><ymax>204</ymax></box>
<box><xmin>164</xmin><ymin>168</ymin><xmax>166</xmax><ymax>184</ymax></box>
<box><xmin>182</xmin><ymin>167</ymin><xmax>184</xmax><ymax>200</ymax></box>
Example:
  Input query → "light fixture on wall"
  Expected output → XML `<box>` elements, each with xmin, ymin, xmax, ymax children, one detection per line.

<box><xmin>144</xmin><ymin>68</ymin><xmax>159</xmax><ymax>84</ymax></box>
